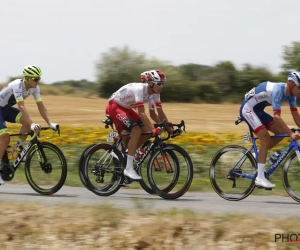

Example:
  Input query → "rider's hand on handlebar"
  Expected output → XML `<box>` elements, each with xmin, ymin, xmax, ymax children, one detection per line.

<box><xmin>31</xmin><ymin>123</ymin><xmax>41</xmax><ymax>133</ymax></box>
<box><xmin>152</xmin><ymin>127</ymin><xmax>162</xmax><ymax>135</ymax></box>
<box><xmin>291</xmin><ymin>132</ymin><xmax>300</xmax><ymax>141</ymax></box>
<box><xmin>49</xmin><ymin>122</ymin><xmax>59</xmax><ymax>131</ymax></box>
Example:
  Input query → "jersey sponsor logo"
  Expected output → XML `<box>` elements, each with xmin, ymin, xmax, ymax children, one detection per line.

<box><xmin>116</xmin><ymin>114</ymin><xmax>130</xmax><ymax>127</ymax></box>
<box><xmin>120</xmin><ymin>95</ymin><xmax>133</xmax><ymax>102</ymax></box>
<box><xmin>246</xmin><ymin>110</ymin><xmax>255</xmax><ymax>121</ymax></box>
<box><xmin>256</xmin><ymin>94</ymin><xmax>268</xmax><ymax>100</ymax></box>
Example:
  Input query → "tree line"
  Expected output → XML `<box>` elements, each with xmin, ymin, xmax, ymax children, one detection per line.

<box><xmin>4</xmin><ymin>41</ymin><xmax>300</xmax><ymax>104</ymax></box>
<box><xmin>95</xmin><ymin>41</ymin><xmax>300</xmax><ymax>103</ymax></box>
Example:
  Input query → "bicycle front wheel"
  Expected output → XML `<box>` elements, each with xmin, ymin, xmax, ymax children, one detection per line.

<box><xmin>210</xmin><ymin>145</ymin><xmax>256</xmax><ymax>201</ymax></box>
<box><xmin>283</xmin><ymin>150</ymin><xmax>300</xmax><ymax>203</ymax></box>
<box><xmin>25</xmin><ymin>142</ymin><xmax>67</xmax><ymax>195</ymax></box>
<box><xmin>136</xmin><ymin>147</ymin><xmax>179</xmax><ymax>195</ymax></box>
<box><xmin>78</xmin><ymin>143</ymin><xmax>97</xmax><ymax>189</ymax></box>
<box><xmin>147</xmin><ymin>144</ymin><xmax>193</xmax><ymax>200</ymax></box>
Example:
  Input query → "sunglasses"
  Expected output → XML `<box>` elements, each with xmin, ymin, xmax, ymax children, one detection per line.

<box><xmin>154</xmin><ymin>82</ymin><xmax>165</xmax><ymax>86</ymax></box>
<box><xmin>31</xmin><ymin>77</ymin><xmax>41</xmax><ymax>82</ymax></box>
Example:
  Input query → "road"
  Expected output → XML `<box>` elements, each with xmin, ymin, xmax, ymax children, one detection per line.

<box><xmin>1</xmin><ymin>184</ymin><xmax>299</xmax><ymax>218</ymax></box>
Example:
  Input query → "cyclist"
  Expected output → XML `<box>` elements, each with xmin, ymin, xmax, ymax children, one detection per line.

<box><xmin>240</xmin><ymin>71</ymin><xmax>300</xmax><ymax>188</ymax></box>
<box><xmin>0</xmin><ymin>65</ymin><xmax>59</xmax><ymax>185</ymax></box>
<box><xmin>140</xmin><ymin>71</ymin><xmax>182</xmax><ymax>136</ymax></box>
<box><xmin>105</xmin><ymin>70</ymin><xmax>175</xmax><ymax>180</ymax></box>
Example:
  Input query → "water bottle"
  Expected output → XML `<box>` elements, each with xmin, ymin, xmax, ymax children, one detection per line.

<box><xmin>269</xmin><ymin>150</ymin><xmax>281</xmax><ymax>165</ymax></box>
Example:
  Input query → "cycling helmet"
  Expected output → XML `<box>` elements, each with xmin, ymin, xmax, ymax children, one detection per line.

<box><xmin>288</xmin><ymin>71</ymin><xmax>300</xmax><ymax>86</ymax></box>
<box><xmin>140</xmin><ymin>71</ymin><xmax>149</xmax><ymax>83</ymax></box>
<box><xmin>146</xmin><ymin>70</ymin><xmax>166</xmax><ymax>82</ymax></box>
<box><xmin>23</xmin><ymin>65</ymin><xmax>42</xmax><ymax>78</ymax></box>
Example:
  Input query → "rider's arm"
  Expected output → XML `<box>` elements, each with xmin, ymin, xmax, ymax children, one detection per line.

<box><xmin>287</xmin><ymin>97</ymin><xmax>300</xmax><ymax>128</ymax></box>
<box><xmin>273</xmin><ymin>113</ymin><xmax>294</xmax><ymax>137</ymax></box>
<box><xmin>149</xmin><ymin>109</ymin><xmax>160</xmax><ymax>123</ymax></box>
<box><xmin>32</xmin><ymin>86</ymin><xmax>51</xmax><ymax>125</ymax></box>
<box><xmin>137</xmin><ymin>106</ymin><xmax>153</xmax><ymax>131</ymax></box>
<box><xmin>291</xmin><ymin>110</ymin><xmax>300</xmax><ymax>127</ymax></box>
<box><xmin>156</xmin><ymin>108</ymin><xmax>173</xmax><ymax>133</ymax></box>
<box><xmin>36</xmin><ymin>101</ymin><xmax>51</xmax><ymax>125</ymax></box>
<box><xmin>272</xmin><ymin>89</ymin><xmax>294</xmax><ymax>136</ymax></box>
<box><xmin>13</xmin><ymin>85</ymin><xmax>34</xmax><ymax>125</ymax></box>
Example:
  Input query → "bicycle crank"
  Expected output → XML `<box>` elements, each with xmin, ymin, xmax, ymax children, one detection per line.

<box><xmin>1</xmin><ymin>164</ymin><xmax>15</xmax><ymax>181</ymax></box>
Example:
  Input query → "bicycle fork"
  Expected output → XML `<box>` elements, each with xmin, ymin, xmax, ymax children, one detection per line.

<box><xmin>153</xmin><ymin>151</ymin><xmax>174</xmax><ymax>173</ymax></box>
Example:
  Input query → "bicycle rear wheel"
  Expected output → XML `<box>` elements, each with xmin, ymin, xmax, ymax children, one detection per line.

<box><xmin>282</xmin><ymin>150</ymin><xmax>300</xmax><ymax>203</ymax></box>
<box><xmin>147</xmin><ymin>144</ymin><xmax>193</xmax><ymax>200</ymax></box>
<box><xmin>25</xmin><ymin>142</ymin><xmax>67</xmax><ymax>195</ymax></box>
<box><xmin>210</xmin><ymin>145</ymin><xmax>256</xmax><ymax>201</ymax></box>
<box><xmin>82</xmin><ymin>143</ymin><xmax>125</xmax><ymax>196</ymax></box>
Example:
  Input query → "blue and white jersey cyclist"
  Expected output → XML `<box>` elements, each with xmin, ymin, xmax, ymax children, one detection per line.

<box><xmin>240</xmin><ymin>71</ymin><xmax>300</xmax><ymax>188</ymax></box>
<box><xmin>0</xmin><ymin>65</ymin><xmax>59</xmax><ymax>185</ymax></box>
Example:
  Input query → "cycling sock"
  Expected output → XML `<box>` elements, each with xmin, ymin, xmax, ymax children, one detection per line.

<box><xmin>257</xmin><ymin>163</ymin><xmax>266</xmax><ymax>179</ymax></box>
<box><xmin>126</xmin><ymin>155</ymin><xmax>134</xmax><ymax>170</ymax></box>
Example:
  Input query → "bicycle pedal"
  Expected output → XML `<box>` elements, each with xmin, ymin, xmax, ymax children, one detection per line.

<box><xmin>154</xmin><ymin>168</ymin><xmax>161</xmax><ymax>171</ymax></box>
<box><xmin>265</xmin><ymin>188</ymin><xmax>272</xmax><ymax>191</ymax></box>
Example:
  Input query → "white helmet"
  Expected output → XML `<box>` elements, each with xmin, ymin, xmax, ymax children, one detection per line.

<box><xmin>145</xmin><ymin>70</ymin><xmax>166</xmax><ymax>83</ymax></box>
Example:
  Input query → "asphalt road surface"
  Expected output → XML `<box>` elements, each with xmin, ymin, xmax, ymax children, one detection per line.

<box><xmin>1</xmin><ymin>184</ymin><xmax>299</xmax><ymax>218</ymax></box>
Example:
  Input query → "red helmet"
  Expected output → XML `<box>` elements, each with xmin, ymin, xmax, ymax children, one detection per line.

<box><xmin>140</xmin><ymin>70</ymin><xmax>166</xmax><ymax>83</ymax></box>
<box><xmin>140</xmin><ymin>71</ymin><xmax>149</xmax><ymax>83</ymax></box>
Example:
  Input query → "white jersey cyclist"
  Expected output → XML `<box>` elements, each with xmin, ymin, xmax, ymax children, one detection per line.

<box><xmin>0</xmin><ymin>79</ymin><xmax>42</xmax><ymax>108</ymax></box>
<box><xmin>108</xmin><ymin>82</ymin><xmax>162</xmax><ymax>110</ymax></box>
<box><xmin>240</xmin><ymin>81</ymin><xmax>297</xmax><ymax>134</ymax></box>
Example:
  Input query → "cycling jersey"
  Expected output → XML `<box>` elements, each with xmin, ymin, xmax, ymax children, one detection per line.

<box><xmin>0</xmin><ymin>79</ymin><xmax>42</xmax><ymax>108</ymax></box>
<box><xmin>240</xmin><ymin>81</ymin><xmax>297</xmax><ymax>133</ymax></box>
<box><xmin>243</xmin><ymin>81</ymin><xmax>297</xmax><ymax>114</ymax></box>
<box><xmin>108</xmin><ymin>83</ymin><xmax>162</xmax><ymax>110</ymax></box>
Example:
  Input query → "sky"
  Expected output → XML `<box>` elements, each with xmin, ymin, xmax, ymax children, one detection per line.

<box><xmin>1</xmin><ymin>0</ymin><xmax>299</xmax><ymax>84</ymax></box>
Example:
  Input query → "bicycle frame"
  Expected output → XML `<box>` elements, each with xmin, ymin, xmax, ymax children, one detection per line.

<box><xmin>101</xmin><ymin>118</ymin><xmax>185</xmax><ymax>175</ymax></box>
<box><xmin>5</xmin><ymin>127</ymin><xmax>58</xmax><ymax>172</ymax></box>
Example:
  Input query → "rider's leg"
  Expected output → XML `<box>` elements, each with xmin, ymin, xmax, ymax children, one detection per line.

<box><xmin>256</xmin><ymin>128</ymin><xmax>271</xmax><ymax>178</ymax></box>
<box><xmin>267</xmin><ymin>121</ymin><xmax>285</xmax><ymax>149</ymax></box>
<box><xmin>17</xmin><ymin>112</ymin><xmax>30</xmax><ymax>142</ymax></box>
<box><xmin>124</xmin><ymin>125</ymin><xmax>142</xmax><ymax>180</ymax></box>
<box><xmin>241</xmin><ymin>104</ymin><xmax>275</xmax><ymax>188</ymax></box>
<box><xmin>108</xmin><ymin>101</ymin><xmax>142</xmax><ymax>180</ymax></box>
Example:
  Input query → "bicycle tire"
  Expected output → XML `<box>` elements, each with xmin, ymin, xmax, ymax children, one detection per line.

<box><xmin>78</xmin><ymin>143</ymin><xmax>97</xmax><ymax>189</ymax></box>
<box><xmin>82</xmin><ymin>143</ymin><xmax>125</xmax><ymax>196</ymax></box>
<box><xmin>147</xmin><ymin>144</ymin><xmax>193</xmax><ymax>200</ymax></box>
<box><xmin>282</xmin><ymin>150</ymin><xmax>300</xmax><ymax>203</ymax></box>
<box><xmin>25</xmin><ymin>142</ymin><xmax>67</xmax><ymax>195</ymax></box>
<box><xmin>210</xmin><ymin>145</ymin><xmax>256</xmax><ymax>201</ymax></box>
<box><xmin>137</xmin><ymin>147</ymin><xmax>180</xmax><ymax>195</ymax></box>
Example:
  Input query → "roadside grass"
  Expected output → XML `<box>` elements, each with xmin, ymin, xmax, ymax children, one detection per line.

<box><xmin>0</xmin><ymin>201</ymin><xmax>298</xmax><ymax>250</ymax></box>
